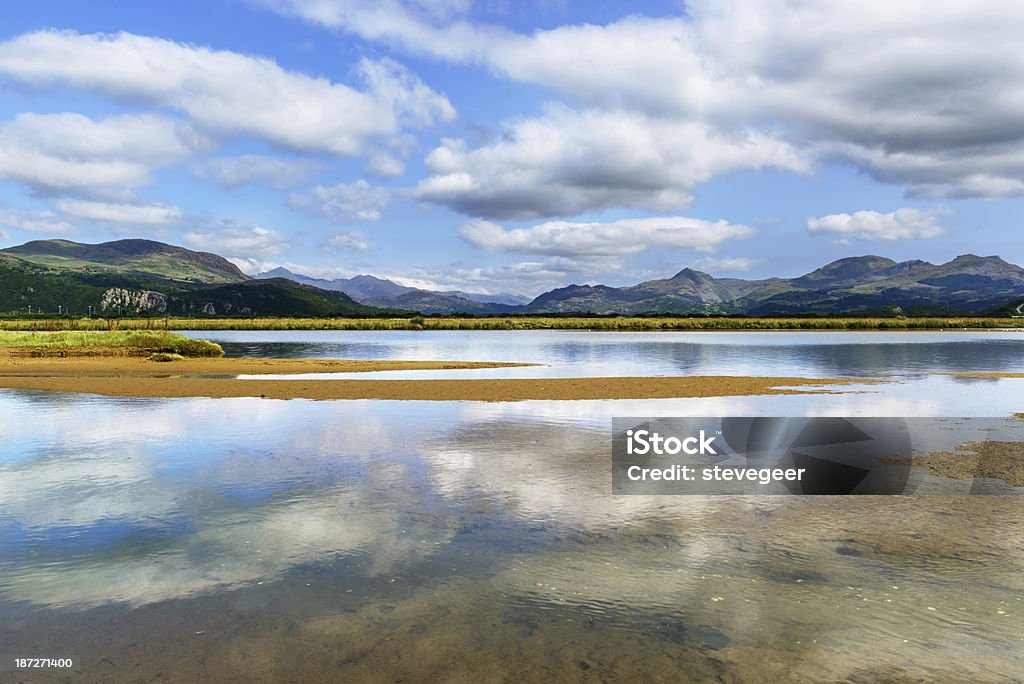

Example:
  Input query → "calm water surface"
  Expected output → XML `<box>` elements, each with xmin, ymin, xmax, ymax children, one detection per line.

<box><xmin>1</xmin><ymin>331</ymin><xmax>1022</xmax><ymax>682</ymax></box>
<box><xmin>190</xmin><ymin>328</ymin><xmax>1024</xmax><ymax>377</ymax></box>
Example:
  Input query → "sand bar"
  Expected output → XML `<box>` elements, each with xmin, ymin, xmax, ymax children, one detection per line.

<box><xmin>882</xmin><ymin>441</ymin><xmax>1024</xmax><ymax>486</ymax></box>
<box><xmin>0</xmin><ymin>357</ymin><xmax>868</xmax><ymax>400</ymax></box>
<box><xmin>0</xmin><ymin>355</ymin><xmax>533</xmax><ymax>377</ymax></box>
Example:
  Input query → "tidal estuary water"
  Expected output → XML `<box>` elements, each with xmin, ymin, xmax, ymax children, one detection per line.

<box><xmin>1</xmin><ymin>331</ymin><xmax>1022</xmax><ymax>681</ymax></box>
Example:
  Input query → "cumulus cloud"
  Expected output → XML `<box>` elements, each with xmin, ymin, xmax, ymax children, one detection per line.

<box><xmin>416</xmin><ymin>108</ymin><xmax>806</xmax><ymax>219</ymax></box>
<box><xmin>459</xmin><ymin>216</ymin><xmax>755</xmax><ymax>259</ymax></box>
<box><xmin>0</xmin><ymin>112</ymin><xmax>202</xmax><ymax>198</ymax></box>
<box><xmin>323</xmin><ymin>230</ymin><xmax>372</xmax><ymax>252</ymax></box>
<box><xmin>0</xmin><ymin>30</ymin><xmax>455</xmax><ymax>156</ymax></box>
<box><xmin>258</xmin><ymin>0</ymin><xmax>1024</xmax><ymax>203</ymax></box>
<box><xmin>182</xmin><ymin>222</ymin><xmax>290</xmax><ymax>258</ymax></box>
<box><xmin>807</xmin><ymin>208</ymin><xmax>950</xmax><ymax>241</ymax></box>
<box><xmin>288</xmin><ymin>180</ymin><xmax>390</xmax><ymax>222</ymax></box>
<box><xmin>357</xmin><ymin>56</ymin><xmax>456</xmax><ymax>128</ymax></box>
<box><xmin>54</xmin><ymin>199</ymin><xmax>183</xmax><ymax>227</ymax></box>
<box><xmin>0</xmin><ymin>206</ymin><xmax>76</xmax><ymax>235</ymax></box>
<box><xmin>191</xmin><ymin>155</ymin><xmax>323</xmax><ymax>189</ymax></box>
<box><xmin>251</xmin><ymin>0</ymin><xmax>526</xmax><ymax>66</ymax></box>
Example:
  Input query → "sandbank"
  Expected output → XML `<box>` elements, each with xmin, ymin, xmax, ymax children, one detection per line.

<box><xmin>0</xmin><ymin>356</ymin><xmax>866</xmax><ymax>401</ymax></box>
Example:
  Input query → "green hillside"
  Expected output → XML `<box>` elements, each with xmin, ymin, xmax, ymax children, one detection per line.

<box><xmin>987</xmin><ymin>296</ymin><xmax>1024</xmax><ymax>317</ymax></box>
<box><xmin>0</xmin><ymin>254</ymin><xmax>106</xmax><ymax>315</ymax></box>
<box><xmin>166</xmin><ymin>279</ymin><xmax>412</xmax><ymax>317</ymax></box>
<box><xmin>0</xmin><ymin>240</ymin><xmax>408</xmax><ymax>318</ymax></box>
<box><xmin>1</xmin><ymin>239</ymin><xmax>247</xmax><ymax>284</ymax></box>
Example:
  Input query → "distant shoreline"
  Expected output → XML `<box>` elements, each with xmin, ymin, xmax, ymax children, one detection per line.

<box><xmin>2</xmin><ymin>316</ymin><xmax>1023</xmax><ymax>332</ymax></box>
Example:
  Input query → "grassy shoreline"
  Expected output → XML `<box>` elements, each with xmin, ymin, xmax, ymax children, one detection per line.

<box><xmin>1</xmin><ymin>316</ymin><xmax>1023</xmax><ymax>332</ymax></box>
<box><xmin>0</xmin><ymin>330</ymin><xmax>224</xmax><ymax>357</ymax></box>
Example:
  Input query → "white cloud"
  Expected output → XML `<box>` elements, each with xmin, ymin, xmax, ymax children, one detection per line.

<box><xmin>691</xmin><ymin>256</ymin><xmax>759</xmax><ymax>273</ymax></box>
<box><xmin>357</xmin><ymin>56</ymin><xmax>456</xmax><ymax>128</ymax></box>
<box><xmin>227</xmin><ymin>257</ymin><xmax>268</xmax><ymax>275</ymax></box>
<box><xmin>0</xmin><ymin>206</ymin><xmax>76</xmax><ymax>235</ymax></box>
<box><xmin>288</xmin><ymin>180</ymin><xmax>390</xmax><ymax>222</ymax></box>
<box><xmin>831</xmin><ymin>143</ymin><xmax>1024</xmax><ymax>199</ymax></box>
<box><xmin>365</xmin><ymin>153</ymin><xmax>405</xmax><ymax>179</ymax></box>
<box><xmin>183</xmin><ymin>222</ymin><xmax>290</xmax><ymax>258</ymax></box>
<box><xmin>250</xmin><ymin>0</ymin><xmax>523</xmax><ymax>65</ymax></box>
<box><xmin>0</xmin><ymin>30</ymin><xmax>455</xmax><ymax>156</ymax></box>
<box><xmin>323</xmin><ymin>230</ymin><xmax>372</xmax><ymax>252</ymax></box>
<box><xmin>459</xmin><ymin>216</ymin><xmax>755</xmax><ymax>258</ymax></box>
<box><xmin>232</xmin><ymin>260</ymin><xmax>360</xmax><ymax>279</ymax></box>
<box><xmin>258</xmin><ymin>0</ymin><xmax>1024</xmax><ymax>202</ymax></box>
<box><xmin>415</xmin><ymin>107</ymin><xmax>806</xmax><ymax>219</ymax></box>
<box><xmin>408</xmin><ymin>0</ymin><xmax>472</xmax><ymax>20</ymax></box>
<box><xmin>394</xmin><ymin>260</ymin><xmax>572</xmax><ymax>296</ymax></box>
<box><xmin>191</xmin><ymin>155</ymin><xmax>323</xmax><ymax>189</ymax></box>
<box><xmin>54</xmin><ymin>199</ymin><xmax>183</xmax><ymax>227</ymax></box>
<box><xmin>233</xmin><ymin>258</ymin><xmax>414</xmax><ymax>279</ymax></box>
<box><xmin>0</xmin><ymin>112</ymin><xmax>202</xmax><ymax>198</ymax></box>
<box><xmin>807</xmin><ymin>208</ymin><xmax>950</xmax><ymax>241</ymax></box>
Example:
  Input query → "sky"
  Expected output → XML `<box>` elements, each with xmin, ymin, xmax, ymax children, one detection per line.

<box><xmin>0</xmin><ymin>0</ymin><xmax>1022</xmax><ymax>297</ymax></box>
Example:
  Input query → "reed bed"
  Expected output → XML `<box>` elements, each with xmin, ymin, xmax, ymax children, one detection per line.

<box><xmin>0</xmin><ymin>330</ymin><xmax>223</xmax><ymax>357</ymax></box>
<box><xmin>1</xmin><ymin>316</ymin><xmax>1022</xmax><ymax>332</ymax></box>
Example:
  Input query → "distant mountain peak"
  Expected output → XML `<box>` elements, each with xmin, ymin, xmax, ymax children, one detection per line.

<box><xmin>791</xmin><ymin>255</ymin><xmax>901</xmax><ymax>289</ymax></box>
<box><xmin>933</xmin><ymin>254</ymin><xmax>1023</xmax><ymax>278</ymax></box>
<box><xmin>669</xmin><ymin>267</ymin><xmax>714</xmax><ymax>281</ymax></box>
<box><xmin>256</xmin><ymin>266</ymin><xmax>298</xmax><ymax>278</ymax></box>
<box><xmin>948</xmin><ymin>253</ymin><xmax>1007</xmax><ymax>264</ymax></box>
<box><xmin>347</xmin><ymin>274</ymin><xmax>392</xmax><ymax>284</ymax></box>
<box><xmin>815</xmin><ymin>255</ymin><xmax>897</xmax><ymax>271</ymax></box>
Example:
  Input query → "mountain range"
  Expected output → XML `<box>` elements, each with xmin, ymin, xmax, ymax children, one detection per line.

<box><xmin>1</xmin><ymin>238</ymin><xmax>1023</xmax><ymax>317</ymax></box>
<box><xmin>253</xmin><ymin>267</ymin><xmax>527</xmax><ymax>314</ymax></box>
<box><xmin>0</xmin><ymin>239</ymin><xmax>407</xmax><ymax>317</ymax></box>
<box><xmin>524</xmin><ymin>254</ymin><xmax>1024</xmax><ymax>316</ymax></box>
<box><xmin>261</xmin><ymin>253</ymin><xmax>1024</xmax><ymax>316</ymax></box>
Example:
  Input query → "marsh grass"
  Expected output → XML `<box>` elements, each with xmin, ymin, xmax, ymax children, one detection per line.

<box><xmin>0</xmin><ymin>316</ymin><xmax>1021</xmax><ymax>332</ymax></box>
<box><xmin>0</xmin><ymin>330</ymin><xmax>223</xmax><ymax>357</ymax></box>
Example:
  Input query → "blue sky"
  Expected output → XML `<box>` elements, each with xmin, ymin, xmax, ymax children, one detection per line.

<box><xmin>0</xmin><ymin>0</ymin><xmax>1022</xmax><ymax>296</ymax></box>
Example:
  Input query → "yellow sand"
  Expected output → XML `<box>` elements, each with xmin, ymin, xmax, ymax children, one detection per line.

<box><xmin>0</xmin><ymin>356</ymin><xmax>865</xmax><ymax>401</ymax></box>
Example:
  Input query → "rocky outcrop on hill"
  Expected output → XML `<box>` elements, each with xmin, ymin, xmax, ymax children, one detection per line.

<box><xmin>100</xmin><ymin>288</ymin><xmax>167</xmax><ymax>314</ymax></box>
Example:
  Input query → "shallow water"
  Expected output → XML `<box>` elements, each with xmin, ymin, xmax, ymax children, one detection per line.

<box><xmin>198</xmin><ymin>329</ymin><xmax>1024</xmax><ymax>416</ymax></box>
<box><xmin>188</xmin><ymin>328</ymin><xmax>1024</xmax><ymax>378</ymax></box>
<box><xmin>2</xmin><ymin>331</ymin><xmax>1023</xmax><ymax>681</ymax></box>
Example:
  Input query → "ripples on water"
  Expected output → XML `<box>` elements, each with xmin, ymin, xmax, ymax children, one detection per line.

<box><xmin>1</xmin><ymin>332</ymin><xmax>1023</xmax><ymax>681</ymax></box>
